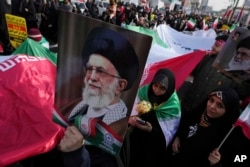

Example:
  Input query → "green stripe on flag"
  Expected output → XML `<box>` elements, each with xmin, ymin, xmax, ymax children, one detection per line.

<box><xmin>122</xmin><ymin>24</ymin><xmax>168</xmax><ymax>48</ymax></box>
<box><xmin>85</xmin><ymin>123</ymin><xmax>123</xmax><ymax>156</ymax></box>
<box><xmin>12</xmin><ymin>38</ymin><xmax>57</xmax><ymax>65</ymax></box>
<box><xmin>52</xmin><ymin>109</ymin><xmax>70</xmax><ymax>128</ymax></box>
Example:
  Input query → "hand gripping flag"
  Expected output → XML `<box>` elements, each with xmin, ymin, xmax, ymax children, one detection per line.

<box><xmin>218</xmin><ymin>103</ymin><xmax>250</xmax><ymax>150</ymax></box>
<box><xmin>0</xmin><ymin>39</ymin><xmax>64</xmax><ymax>166</ymax></box>
<box><xmin>52</xmin><ymin>109</ymin><xmax>124</xmax><ymax>156</ymax></box>
<box><xmin>234</xmin><ymin>103</ymin><xmax>250</xmax><ymax>139</ymax></box>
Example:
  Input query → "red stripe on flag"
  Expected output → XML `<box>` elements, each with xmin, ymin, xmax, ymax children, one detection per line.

<box><xmin>234</xmin><ymin>120</ymin><xmax>250</xmax><ymax>139</ymax></box>
<box><xmin>140</xmin><ymin>50</ymin><xmax>206</xmax><ymax>90</ymax></box>
<box><xmin>234</xmin><ymin>104</ymin><xmax>250</xmax><ymax>139</ymax></box>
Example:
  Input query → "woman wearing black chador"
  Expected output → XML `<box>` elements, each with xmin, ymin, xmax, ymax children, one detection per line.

<box><xmin>169</xmin><ymin>87</ymin><xmax>241</xmax><ymax>167</ymax></box>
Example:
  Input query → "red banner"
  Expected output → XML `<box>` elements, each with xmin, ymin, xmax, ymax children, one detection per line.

<box><xmin>140</xmin><ymin>50</ymin><xmax>206</xmax><ymax>90</ymax></box>
<box><xmin>0</xmin><ymin>55</ymin><xmax>64</xmax><ymax>166</ymax></box>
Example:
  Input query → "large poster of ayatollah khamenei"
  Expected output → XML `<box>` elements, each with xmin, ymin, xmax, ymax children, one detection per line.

<box><xmin>53</xmin><ymin>9</ymin><xmax>152</xmax><ymax>162</ymax></box>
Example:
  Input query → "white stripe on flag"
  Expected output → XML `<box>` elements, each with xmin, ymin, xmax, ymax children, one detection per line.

<box><xmin>234</xmin><ymin>103</ymin><xmax>250</xmax><ymax>139</ymax></box>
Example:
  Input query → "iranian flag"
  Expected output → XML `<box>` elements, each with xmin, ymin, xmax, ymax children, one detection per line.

<box><xmin>234</xmin><ymin>103</ymin><xmax>250</xmax><ymax>139</ymax></box>
<box><xmin>122</xmin><ymin>24</ymin><xmax>168</xmax><ymax>48</ymax></box>
<box><xmin>229</xmin><ymin>23</ymin><xmax>239</xmax><ymax>33</ymax></box>
<box><xmin>202</xmin><ymin>18</ymin><xmax>208</xmax><ymax>30</ymax></box>
<box><xmin>212</xmin><ymin>17</ymin><xmax>219</xmax><ymax>29</ymax></box>
<box><xmin>140</xmin><ymin>50</ymin><xmax>206</xmax><ymax>90</ymax></box>
<box><xmin>187</xmin><ymin>18</ymin><xmax>196</xmax><ymax>29</ymax></box>
<box><xmin>0</xmin><ymin>39</ymin><xmax>64</xmax><ymax>166</ymax></box>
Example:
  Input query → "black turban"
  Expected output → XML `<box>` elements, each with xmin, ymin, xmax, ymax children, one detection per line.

<box><xmin>82</xmin><ymin>27</ymin><xmax>139</xmax><ymax>91</ymax></box>
<box><xmin>236</xmin><ymin>36</ymin><xmax>250</xmax><ymax>50</ymax></box>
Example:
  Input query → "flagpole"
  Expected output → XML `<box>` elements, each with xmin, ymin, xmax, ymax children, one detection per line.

<box><xmin>229</xmin><ymin>0</ymin><xmax>240</xmax><ymax>23</ymax></box>
<box><xmin>217</xmin><ymin>125</ymin><xmax>235</xmax><ymax>151</ymax></box>
<box><xmin>236</xmin><ymin>0</ymin><xmax>246</xmax><ymax>23</ymax></box>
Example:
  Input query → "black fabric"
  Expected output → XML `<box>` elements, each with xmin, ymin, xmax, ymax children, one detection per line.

<box><xmin>148</xmin><ymin>68</ymin><xmax>175</xmax><ymax>105</ymax></box>
<box><xmin>85</xmin><ymin>146</ymin><xmax>118</xmax><ymax>167</ymax></box>
<box><xmin>236</xmin><ymin>36</ymin><xmax>250</xmax><ymax>50</ymax></box>
<box><xmin>215</xmin><ymin>34</ymin><xmax>229</xmax><ymax>42</ymax></box>
<box><xmin>63</xmin><ymin>146</ymin><xmax>90</xmax><ymax>167</ymax></box>
<box><xmin>219</xmin><ymin>126</ymin><xmax>250</xmax><ymax>167</ymax></box>
<box><xmin>18</xmin><ymin>148</ymin><xmax>63</xmax><ymax>167</ymax></box>
<box><xmin>169</xmin><ymin>87</ymin><xmax>241</xmax><ymax>167</ymax></box>
<box><xmin>0</xmin><ymin>0</ymin><xmax>13</xmax><ymax>55</ymax></box>
<box><xmin>209</xmin><ymin>87</ymin><xmax>240</xmax><ymax>124</ymax></box>
<box><xmin>180</xmin><ymin>54</ymin><xmax>239</xmax><ymax>115</ymax></box>
<box><xmin>127</xmin><ymin>68</ymin><xmax>177</xmax><ymax>167</ymax></box>
<box><xmin>170</xmin><ymin>107</ymin><xmax>230</xmax><ymax>166</ymax></box>
<box><xmin>129</xmin><ymin>111</ymin><xmax>168</xmax><ymax>167</ymax></box>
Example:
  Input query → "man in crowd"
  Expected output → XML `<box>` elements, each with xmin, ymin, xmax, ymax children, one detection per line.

<box><xmin>179</xmin><ymin>34</ymin><xmax>239</xmax><ymax>115</ymax></box>
<box><xmin>0</xmin><ymin>0</ymin><xmax>13</xmax><ymax>55</ymax></box>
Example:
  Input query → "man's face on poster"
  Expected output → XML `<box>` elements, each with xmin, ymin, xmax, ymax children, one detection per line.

<box><xmin>81</xmin><ymin>54</ymin><xmax>121</xmax><ymax>109</ymax></box>
<box><xmin>228</xmin><ymin>47</ymin><xmax>250</xmax><ymax>71</ymax></box>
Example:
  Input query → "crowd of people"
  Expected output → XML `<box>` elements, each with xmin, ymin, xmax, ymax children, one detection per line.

<box><xmin>1</xmin><ymin>0</ymin><xmax>246</xmax><ymax>55</ymax></box>
<box><xmin>1</xmin><ymin>0</ymin><xmax>250</xmax><ymax>167</ymax></box>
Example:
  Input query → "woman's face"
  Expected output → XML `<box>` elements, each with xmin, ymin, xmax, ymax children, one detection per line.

<box><xmin>206</xmin><ymin>95</ymin><xmax>226</xmax><ymax>118</ymax></box>
<box><xmin>152</xmin><ymin>82</ymin><xmax>166</xmax><ymax>96</ymax></box>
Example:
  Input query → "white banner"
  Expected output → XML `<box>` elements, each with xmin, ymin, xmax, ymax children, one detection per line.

<box><xmin>146</xmin><ymin>25</ymin><xmax>216</xmax><ymax>65</ymax></box>
<box><xmin>156</xmin><ymin>24</ymin><xmax>216</xmax><ymax>55</ymax></box>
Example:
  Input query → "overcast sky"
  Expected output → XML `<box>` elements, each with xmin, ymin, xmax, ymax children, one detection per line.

<box><xmin>207</xmin><ymin>0</ymin><xmax>245</xmax><ymax>11</ymax></box>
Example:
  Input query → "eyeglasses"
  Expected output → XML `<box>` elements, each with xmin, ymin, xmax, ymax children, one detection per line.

<box><xmin>85</xmin><ymin>65</ymin><xmax>121</xmax><ymax>79</ymax></box>
<box><xmin>236</xmin><ymin>51</ymin><xmax>250</xmax><ymax>59</ymax></box>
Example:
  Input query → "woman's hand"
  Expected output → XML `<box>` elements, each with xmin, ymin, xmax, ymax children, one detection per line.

<box><xmin>172</xmin><ymin>136</ymin><xmax>181</xmax><ymax>154</ymax></box>
<box><xmin>58</xmin><ymin>126</ymin><xmax>85</xmax><ymax>152</ymax></box>
<box><xmin>128</xmin><ymin>116</ymin><xmax>152</xmax><ymax>132</ymax></box>
<box><xmin>128</xmin><ymin>116</ymin><xmax>137</xmax><ymax>126</ymax></box>
<box><xmin>208</xmin><ymin>148</ymin><xmax>221</xmax><ymax>165</ymax></box>
<box><xmin>135</xmin><ymin>119</ymin><xmax>152</xmax><ymax>132</ymax></box>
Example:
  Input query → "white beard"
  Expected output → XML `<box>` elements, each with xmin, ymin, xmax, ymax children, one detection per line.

<box><xmin>81</xmin><ymin>77</ymin><xmax>119</xmax><ymax>110</ymax></box>
<box><xmin>226</xmin><ymin>58</ymin><xmax>250</xmax><ymax>71</ymax></box>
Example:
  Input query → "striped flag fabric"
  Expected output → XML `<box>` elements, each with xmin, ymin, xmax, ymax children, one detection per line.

<box><xmin>139</xmin><ymin>50</ymin><xmax>206</xmax><ymax>90</ymax></box>
<box><xmin>234</xmin><ymin>103</ymin><xmax>250</xmax><ymax>139</ymax></box>
<box><xmin>122</xmin><ymin>24</ymin><xmax>168</xmax><ymax>48</ymax></box>
<box><xmin>0</xmin><ymin>39</ymin><xmax>64</xmax><ymax>166</ymax></box>
<box><xmin>187</xmin><ymin>18</ymin><xmax>196</xmax><ymax>29</ymax></box>
<box><xmin>229</xmin><ymin>23</ymin><xmax>237</xmax><ymax>33</ymax></box>
<box><xmin>202</xmin><ymin>18</ymin><xmax>208</xmax><ymax>30</ymax></box>
<box><xmin>52</xmin><ymin>108</ymin><xmax>70</xmax><ymax>128</ymax></box>
<box><xmin>212</xmin><ymin>17</ymin><xmax>219</xmax><ymax>29</ymax></box>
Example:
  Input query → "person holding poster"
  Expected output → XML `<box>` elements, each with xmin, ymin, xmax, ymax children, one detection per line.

<box><xmin>58</xmin><ymin>27</ymin><xmax>139</xmax><ymax>167</ymax></box>
<box><xmin>180</xmin><ymin>35</ymin><xmax>239</xmax><ymax>115</ymax></box>
<box><xmin>225</xmin><ymin>36</ymin><xmax>250</xmax><ymax>81</ymax></box>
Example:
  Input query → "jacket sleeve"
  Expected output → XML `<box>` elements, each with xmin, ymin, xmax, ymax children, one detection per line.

<box><xmin>62</xmin><ymin>146</ymin><xmax>90</xmax><ymax>167</ymax></box>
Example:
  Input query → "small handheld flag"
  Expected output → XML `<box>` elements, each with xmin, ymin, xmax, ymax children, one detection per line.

<box><xmin>234</xmin><ymin>103</ymin><xmax>250</xmax><ymax>139</ymax></box>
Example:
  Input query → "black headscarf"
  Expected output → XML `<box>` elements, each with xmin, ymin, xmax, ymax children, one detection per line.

<box><xmin>208</xmin><ymin>87</ymin><xmax>240</xmax><ymax>124</ymax></box>
<box><xmin>148</xmin><ymin>68</ymin><xmax>175</xmax><ymax>105</ymax></box>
